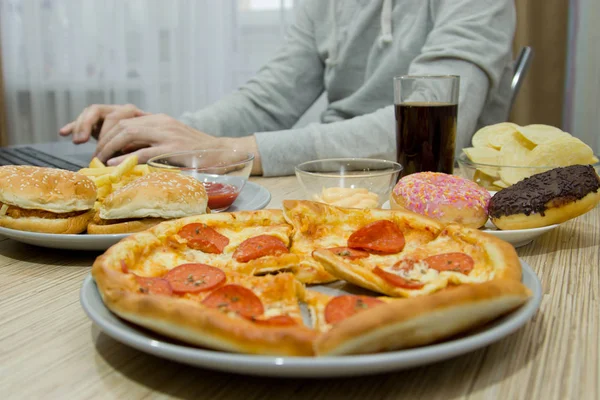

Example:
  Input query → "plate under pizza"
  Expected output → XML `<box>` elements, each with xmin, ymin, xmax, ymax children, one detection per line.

<box><xmin>81</xmin><ymin>200</ymin><xmax>541</xmax><ymax>377</ymax></box>
<box><xmin>80</xmin><ymin>260</ymin><xmax>541</xmax><ymax>378</ymax></box>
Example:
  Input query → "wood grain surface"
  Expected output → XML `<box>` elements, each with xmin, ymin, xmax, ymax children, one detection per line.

<box><xmin>0</xmin><ymin>176</ymin><xmax>598</xmax><ymax>400</ymax></box>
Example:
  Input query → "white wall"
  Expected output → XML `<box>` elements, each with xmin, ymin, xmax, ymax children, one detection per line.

<box><xmin>565</xmin><ymin>0</ymin><xmax>600</xmax><ymax>155</ymax></box>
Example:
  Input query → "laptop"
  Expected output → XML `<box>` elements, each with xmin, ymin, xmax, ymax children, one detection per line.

<box><xmin>0</xmin><ymin>141</ymin><xmax>96</xmax><ymax>171</ymax></box>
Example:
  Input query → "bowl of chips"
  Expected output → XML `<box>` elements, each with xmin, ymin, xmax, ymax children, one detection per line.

<box><xmin>458</xmin><ymin>123</ymin><xmax>600</xmax><ymax>190</ymax></box>
<box><xmin>295</xmin><ymin>158</ymin><xmax>402</xmax><ymax>209</ymax></box>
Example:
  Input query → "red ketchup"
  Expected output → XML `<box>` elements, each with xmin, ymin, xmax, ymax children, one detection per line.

<box><xmin>204</xmin><ymin>182</ymin><xmax>240</xmax><ymax>211</ymax></box>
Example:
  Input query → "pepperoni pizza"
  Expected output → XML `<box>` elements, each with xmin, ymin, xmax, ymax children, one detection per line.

<box><xmin>92</xmin><ymin>200</ymin><xmax>530</xmax><ymax>356</ymax></box>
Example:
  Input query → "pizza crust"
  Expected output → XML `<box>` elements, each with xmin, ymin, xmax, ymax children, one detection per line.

<box><xmin>314</xmin><ymin>279</ymin><xmax>531</xmax><ymax>356</ymax></box>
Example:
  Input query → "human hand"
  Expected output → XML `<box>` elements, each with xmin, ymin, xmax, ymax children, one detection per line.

<box><xmin>59</xmin><ymin>104</ymin><xmax>149</xmax><ymax>144</ymax></box>
<box><xmin>93</xmin><ymin>113</ymin><xmax>254</xmax><ymax>166</ymax></box>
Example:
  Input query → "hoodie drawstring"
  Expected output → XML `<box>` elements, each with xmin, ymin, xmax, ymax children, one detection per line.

<box><xmin>379</xmin><ymin>0</ymin><xmax>393</xmax><ymax>46</ymax></box>
<box><xmin>326</xmin><ymin>0</ymin><xmax>338</xmax><ymax>66</ymax></box>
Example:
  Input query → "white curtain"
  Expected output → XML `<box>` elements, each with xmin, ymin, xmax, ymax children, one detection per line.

<box><xmin>565</xmin><ymin>0</ymin><xmax>600</xmax><ymax>155</ymax></box>
<box><xmin>1</xmin><ymin>0</ymin><xmax>296</xmax><ymax>145</ymax></box>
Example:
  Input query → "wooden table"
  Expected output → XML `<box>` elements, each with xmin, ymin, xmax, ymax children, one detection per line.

<box><xmin>1</xmin><ymin>176</ymin><xmax>598</xmax><ymax>400</ymax></box>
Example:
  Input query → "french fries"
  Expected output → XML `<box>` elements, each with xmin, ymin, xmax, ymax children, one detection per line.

<box><xmin>89</xmin><ymin>157</ymin><xmax>105</xmax><ymax>168</ymax></box>
<box><xmin>78</xmin><ymin>155</ymin><xmax>151</xmax><ymax>202</ymax></box>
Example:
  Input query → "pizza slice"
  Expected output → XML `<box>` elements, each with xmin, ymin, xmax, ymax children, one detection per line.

<box><xmin>284</xmin><ymin>200</ymin><xmax>521</xmax><ymax>297</ymax></box>
<box><xmin>313</xmin><ymin>223</ymin><xmax>521</xmax><ymax>297</ymax></box>
<box><xmin>93</xmin><ymin>234</ymin><xmax>317</xmax><ymax>356</ymax></box>
<box><xmin>306</xmin><ymin>280</ymin><xmax>531</xmax><ymax>356</ymax></box>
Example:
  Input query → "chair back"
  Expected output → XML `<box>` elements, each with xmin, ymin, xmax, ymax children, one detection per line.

<box><xmin>510</xmin><ymin>46</ymin><xmax>534</xmax><ymax>112</ymax></box>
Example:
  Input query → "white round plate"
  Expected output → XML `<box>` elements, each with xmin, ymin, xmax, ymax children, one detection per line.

<box><xmin>380</xmin><ymin>200</ymin><xmax>559</xmax><ymax>248</ymax></box>
<box><xmin>227</xmin><ymin>181</ymin><xmax>271</xmax><ymax>212</ymax></box>
<box><xmin>80</xmin><ymin>260</ymin><xmax>541</xmax><ymax>378</ymax></box>
<box><xmin>481</xmin><ymin>220</ymin><xmax>559</xmax><ymax>248</ymax></box>
<box><xmin>0</xmin><ymin>182</ymin><xmax>271</xmax><ymax>251</ymax></box>
<box><xmin>0</xmin><ymin>227</ymin><xmax>127</xmax><ymax>251</ymax></box>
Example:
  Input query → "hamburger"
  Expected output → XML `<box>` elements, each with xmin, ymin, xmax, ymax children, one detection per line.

<box><xmin>0</xmin><ymin>165</ymin><xmax>97</xmax><ymax>234</ymax></box>
<box><xmin>87</xmin><ymin>172</ymin><xmax>209</xmax><ymax>234</ymax></box>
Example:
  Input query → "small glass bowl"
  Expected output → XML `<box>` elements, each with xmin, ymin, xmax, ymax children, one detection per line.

<box><xmin>457</xmin><ymin>152</ymin><xmax>600</xmax><ymax>191</ymax></box>
<box><xmin>295</xmin><ymin>158</ymin><xmax>403</xmax><ymax>209</ymax></box>
<box><xmin>148</xmin><ymin>149</ymin><xmax>254</xmax><ymax>212</ymax></box>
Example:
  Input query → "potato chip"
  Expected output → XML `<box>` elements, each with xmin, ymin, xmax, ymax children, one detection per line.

<box><xmin>472</xmin><ymin>169</ymin><xmax>498</xmax><ymax>189</ymax></box>
<box><xmin>471</xmin><ymin>122</ymin><xmax>520</xmax><ymax>149</ymax></box>
<box><xmin>516</xmin><ymin>124</ymin><xmax>571</xmax><ymax>147</ymax></box>
<box><xmin>487</xmin><ymin>123</ymin><xmax>521</xmax><ymax>149</ymax></box>
<box><xmin>493</xmin><ymin>180</ymin><xmax>510</xmax><ymax>189</ymax></box>
<box><xmin>499</xmin><ymin>134</ymin><xmax>532</xmax><ymax>184</ymax></box>
<box><xmin>463</xmin><ymin>147</ymin><xmax>501</xmax><ymax>177</ymax></box>
<box><xmin>526</xmin><ymin>137</ymin><xmax>594</xmax><ymax>168</ymax></box>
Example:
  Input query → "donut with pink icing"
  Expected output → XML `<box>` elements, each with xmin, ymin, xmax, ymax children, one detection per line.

<box><xmin>390</xmin><ymin>172</ymin><xmax>490</xmax><ymax>228</ymax></box>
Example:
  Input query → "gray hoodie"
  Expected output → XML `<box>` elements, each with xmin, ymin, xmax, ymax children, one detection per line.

<box><xmin>180</xmin><ymin>0</ymin><xmax>516</xmax><ymax>176</ymax></box>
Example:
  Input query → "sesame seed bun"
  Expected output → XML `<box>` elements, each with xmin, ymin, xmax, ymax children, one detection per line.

<box><xmin>87</xmin><ymin>172</ymin><xmax>209</xmax><ymax>235</ymax></box>
<box><xmin>0</xmin><ymin>165</ymin><xmax>97</xmax><ymax>234</ymax></box>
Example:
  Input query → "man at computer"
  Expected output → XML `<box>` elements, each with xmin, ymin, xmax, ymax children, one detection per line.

<box><xmin>60</xmin><ymin>0</ymin><xmax>515</xmax><ymax>177</ymax></box>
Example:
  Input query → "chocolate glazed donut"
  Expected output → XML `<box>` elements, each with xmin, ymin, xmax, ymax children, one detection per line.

<box><xmin>489</xmin><ymin>165</ymin><xmax>600</xmax><ymax>230</ymax></box>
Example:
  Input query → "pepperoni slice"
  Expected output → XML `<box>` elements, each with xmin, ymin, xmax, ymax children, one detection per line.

<box><xmin>424</xmin><ymin>253</ymin><xmax>474</xmax><ymax>274</ymax></box>
<box><xmin>347</xmin><ymin>220</ymin><xmax>405</xmax><ymax>254</ymax></box>
<box><xmin>202</xmin><ymin>284</ymin><xmax>264</xmax><ymax>318</ymax></box>
<box><xmin>120</xmin><ymin>259</ymin><xmax>129</xmax><ymax>274</ymax></box>
<box><xmin>135</xmin><ymin>276</ymin><xmax>173</xmax><ymax>296</ymax></box>
<box><xmin>232</xmin><ymin>235</ymin><xmax>289</xmax><ymax>263</ymax></box>
<box><xmin>178</xmin><ymin>223</ymin><xmax>230</xmax><ymax>254</ymax></box>
<box><xmin>326</xmin><ymin>247</ymin><xmax>370</xmax><ymax>260</ymax></box>
<box><xmin>373</xmin><ymin>266</ymin><xmax>424</xmax><ymax>289</ymax></box>
<box><xmin>324</xmin><ymin>295</ymin><xmax>384</xmax><ymax>325</ymax></box>
<box><xmin>252</xmin><ymin>315</ymin><xmax>297</xmax><ymax>327</ymax></box>
<box><xmin>164</xmin><ymin>263</ymin><xmax>226</xmax><ymax>294</ymax></box>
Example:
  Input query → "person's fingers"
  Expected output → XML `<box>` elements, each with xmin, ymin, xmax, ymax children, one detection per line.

<box><xmin>106</xmin><ymin>146</ymin><xmax>168</xmax><ymax>166</ymax></box>
<box><xmin>59</xmin><ymin>121</ymin><xmax>76</xmax><ymax>136</ymax></box>
<box><xmin>95</xmin><ymin>104</ymin><xmax>146</xmax><ymax>141</ymax></box>
<box><xmin>95</xmin><ymin>114</ymin><xmax>166</xmax><ymax>158</ymax></box>
<box><xmin>121</xmin><ymin>140</ymin><xmax>149</xmax><ymax>153</ymax></box>
<box><xmin>95</xmin><ymin>120</ymin><xmax>164</xmax><ymax>163</ymax></box>
<box><xmin>72</xmin><ymin>105</ymin><xmax>113</xmax><ymax>144</ymax></box>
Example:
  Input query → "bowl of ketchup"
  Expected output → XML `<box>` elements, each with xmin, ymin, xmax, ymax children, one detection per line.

<box><xmin>148</xmin><ymin>149</ymin><xmax>254</xmax><ymax>212</ymax></box>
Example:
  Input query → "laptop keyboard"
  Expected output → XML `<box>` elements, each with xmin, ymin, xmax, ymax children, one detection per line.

<box><xmin>0</xmin><ymin>146</ymin><xmax>84</xmax><ymax>171</ymax></box>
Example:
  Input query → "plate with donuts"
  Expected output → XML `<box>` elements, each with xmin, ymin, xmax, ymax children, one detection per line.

<box><xmin>388</xmin><ymin>165</ymin><xmax>600</xmax><ymax>248</ymax></box>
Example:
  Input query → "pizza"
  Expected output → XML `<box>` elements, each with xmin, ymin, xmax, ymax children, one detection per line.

<box><xmin>92</xmin><ymin>200</ymin><xmax>531</xmax><ymax>356</ymax></box>
<box><xmin>283</xmin><ymin>200</ymin><xmax>522</xmax><ymax>298</ymax></box>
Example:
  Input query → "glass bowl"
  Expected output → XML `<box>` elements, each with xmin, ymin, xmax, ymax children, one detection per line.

<box><xmin>147</xmin><ymin>149</ymin><xmax>254</xmax><ymax>212</ymax></box>
<box><xmin>457</xmin><ymin>152</ymin><xmax>600</xmax><ymax>191</ymax></box>
<box><xmin>295</xmin><ymin>158</ymin><xmax>403</xmax><ymax>209</ymax></box>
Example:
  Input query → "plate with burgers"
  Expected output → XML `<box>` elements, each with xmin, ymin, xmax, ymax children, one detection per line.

<box><xmin>0</xmin><ymin>166</ymin><xmax>212</xmax><ymax>251</ymax></box>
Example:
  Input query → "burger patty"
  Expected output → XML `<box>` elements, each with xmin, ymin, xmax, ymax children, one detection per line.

<box><xmin>92</xmin><ymin>214</ymin><xmax>167</xmax><ymax>225</ymax></box>
<box><xmin>0</xmin><ymin>202</ymin><xmax>89</xmax><ymax>219</ymax></box>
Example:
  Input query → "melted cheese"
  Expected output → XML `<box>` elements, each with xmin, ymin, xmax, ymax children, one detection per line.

<box><xmin>383</xmin><ymin>260</ymin><xmax>440</xmax><ymax>284</ymax></box>
<box><xmin>135</xmin><ymin>224</ymin><xmax>293</xmax><ymax>276</ymax></box>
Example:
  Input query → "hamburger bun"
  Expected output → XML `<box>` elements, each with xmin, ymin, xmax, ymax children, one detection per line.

<box><xmin>0</xmin><ymin>165</ymin><xmax>97</xmax><ymax>234</ymax></box>
<box><xmin>87</xmin><ymin>172</ymin><xmax>209</xmax><ymax>234</ymax></box>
